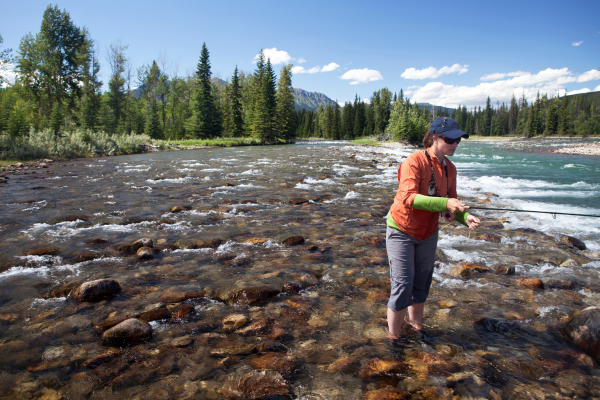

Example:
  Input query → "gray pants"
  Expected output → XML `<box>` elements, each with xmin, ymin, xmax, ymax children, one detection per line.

<box><xmin>386</xmin><ymin>226</ymin><xmax>438</xmax><ymax>311</ymax></box>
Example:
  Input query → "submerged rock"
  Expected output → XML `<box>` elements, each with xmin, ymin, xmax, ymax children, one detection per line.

<box><xmin>249</xmin><ymin>353</ymin><xmax>297</xmax><ymax>378</ymax></box>
<box><xmin>71</xmin><ymin>279</ymin><xmax>121</xmax><ymax>302</ymax></box>
<box><xmin>222</xmin><ymin>313</ymin><xmax>248</xmax><ymax>331</ymax></box>
<box><xmin>563</xmin><ymin>306</ymin><xmax>600</xmax><ymax>361</ymax></box>
<box><xmin>24</xmin><ymin>247</ymin><xmax>60</xmax><ymax>256</ymax></box>
<box><xmin>139</xmin><ymin>307</ymin><xmax>171</xmax><ymax>322</ymax></box>
<box><xmin>102</xmin><ymin>318</ymin><xmax>152</xmax><ymax>343</ymax></box>
<box><xmin>359</xmin><ymin>358</ymin><xmax>406</xmax><ymax>380</ymax></box>
<box><xmin>221</xmin><ymin>286</ymin><xmax>280</xmax><ymax>306</ymax></box>
<box><xmin>364</xmin><ymin>387</ymin><xmax>409</xmax><ymax>400</ymax></box>
<box><xmin>282</xmin><ymin>235</ymin><xmax>304</xmax><ymax>246</ymax></box>
<box><xmin>557</xmin><ymin>235</ymin><xmax>586</xmax><ymax>250</ymax></box>
<box><xmin>515</xmin><ymin>277</ymin><xmax>544</xmax><ymax>290</ymax></box>
<box><xmin>219</xmin><ymin>370</ymin><xmax>290</xmax><ymax>400</ymax></box>
<box><xmin>136</xmin><ymin>246</ymin><xmax>154</xmax><ymax>260</ymax></box>
<box><xmin>289</xmin><ymin>198</ymin><xmax>308</xmax><ymax>205</ymax></box>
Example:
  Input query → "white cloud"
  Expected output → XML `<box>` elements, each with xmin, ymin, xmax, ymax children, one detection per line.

<box><xmin>567</xmin><ymin>88</ymin><xmax>591</xmax><ymax>95</ymax></box>
<box><xmin>0</xmin><ymin>62</ymin><xmax>17</xmax><ymax>88</ymax></box>
<box><xmin>292</xmin><ymin>62</ymin><xmax>340</xmax><ymax>75</ymax></box>
<box><xmin>253</xmin><ymin>48</ymin><xmax>293</xmax><ymax>65</ymax></box>
<box><xmin>339</xmin><ymin>68</ymin><xmax>383</xmax><ymax>85</ymax></box>
<box><xmin>404</xmin><ymin>90</ymin><xmax>414</xmax><ymax>96</ymax></box>
<box><xmin>409</xmin><ymin>67</ymin><xmax>600</xmax><ymax>108</ymax></box>
<box><xmin>401</xmin><ymin>64</ymin><xmax>468</xmax><ymax>80</ymax></box>
<box><xmin>577</xmin><ymin>69</ymin><xmax>600</xmax><ymax>82</ymax></box>
<box><xmin>572</xmin><ymin>41</ymin><xmax>583</xmax><ymax>46</ymax></box>
<box><xmin>595</xmin><ymin>84</ymin><xmax>600</xmax><ymax>91</ymax></box>
<box><xmin>297</xmin><ymin>57</ymin><xmax>306</xmax><ymax>64</ymax></box>
<box><xmin>480</xmin><ymin>71</ymin><xmax>528</xmax><ymax>81</ymax></box>
<box><xmin>291</xmin><ymin>65</ymin><xmax>321</xmax><ymax>74</ymax></box>
<box><xmin>321</xmin><ymin>62</ymin><xmax>340</xmax><ymax>72</ymax></box>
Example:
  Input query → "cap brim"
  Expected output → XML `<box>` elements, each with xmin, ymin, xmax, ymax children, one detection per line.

<box><xmin>440</xmin><ymin>129</ymin><xmax>469</xmax><ymax>139</ymax></box>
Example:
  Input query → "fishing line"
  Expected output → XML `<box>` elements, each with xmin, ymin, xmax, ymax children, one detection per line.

<box><xmin>468</xmin><ymin>206</ymin><xmax>600</xmax><ymax>219</ymax></box>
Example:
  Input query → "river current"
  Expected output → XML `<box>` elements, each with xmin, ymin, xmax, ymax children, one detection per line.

<box><xmin>0</xmin><ymin>139</ymin><xmax>599</xmax><ymax>399</ymax></box>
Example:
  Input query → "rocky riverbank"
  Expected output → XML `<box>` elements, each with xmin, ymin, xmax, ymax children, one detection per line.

<box><xmin>553</xmin><ymin>141</ymin><xmax>600</xmax><ymax>156</ymax></box>
<box><xmin>0</xmin><ymin>144</ymin><xmax>599</xmax><ymax>399</ymax></box>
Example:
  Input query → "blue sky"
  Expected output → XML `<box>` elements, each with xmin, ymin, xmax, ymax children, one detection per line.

<box><xmin>1</xmin><ymin>0</ymin><xmax>599</xmax><ymax>108</ymax></box>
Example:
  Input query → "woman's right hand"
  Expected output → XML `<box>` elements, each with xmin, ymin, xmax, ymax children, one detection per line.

<box><xmin>447</xmin><ymin>198</ymin><xmax>469</xmax><ymax>213</ymax></box>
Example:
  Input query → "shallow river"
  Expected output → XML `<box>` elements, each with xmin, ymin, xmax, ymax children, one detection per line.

<box><xmin>1</xmin><ymin>140</ymin><xmax>599</xmax><ymax>399</ymax></box>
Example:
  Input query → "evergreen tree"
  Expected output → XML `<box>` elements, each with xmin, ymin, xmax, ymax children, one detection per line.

<box><xmin>107</xmin><ymin>42</ymin><xmax>128</xmax><ymax>133</ymax></box>
<box><xmin>275</xmin><ymin>64</ymin><xmax>296</xmax><ymax>142</ymax></box>
<box><xmin>80</xmin><ymin>44</ymin><xmax>102</xmax><ymax>131</ymax></box>
<box><xmin>145</xmin><ymin>99</ymin><xmax>162</xmax><ymax>139</ymax></box>
<box><xmin>229</xmin><ymin>66</ymin><xmax>244</xmax><ymax>137</ymax></box>
<box><xmin>187</xmin><ymin>43</ymin><xmax>219</xmax><ymax>138</ymax></box>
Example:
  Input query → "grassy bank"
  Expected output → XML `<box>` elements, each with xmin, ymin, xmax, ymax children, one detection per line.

<box><xmin>0</xmin><ymin>129</ymin><xmax>290</xmax><ymax>164</ymax></box>
<box><xmin>348</xmin><ymin>139</ymin><xmax>382</xmax><ymax>146</ymax></box>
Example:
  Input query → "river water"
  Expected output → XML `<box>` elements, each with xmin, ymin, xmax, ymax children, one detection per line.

<box><xmin>0</xmin><ymin>139</ymin><xmax>599</xmax><ymax>399</ymax></box>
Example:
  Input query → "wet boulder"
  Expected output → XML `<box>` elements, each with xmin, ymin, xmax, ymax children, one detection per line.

<box><xmin>102</xmin><ymin>318</ymin><xmax>152</xmax><ymax>343</ymax></box>
<box><xmin>24</xmin><ymin>247</ymin><xmax>60</xmax><ymax>256</ymax></box>
<box><xmin>219</xmin><ymin>370</ymin><xmax>290</xmax><ymax>400</ymax></box>
<box><xmin>563</xmin><ymin>306</ymin><xmax>600</xmax><ymax>361</ymax></box>
<box><xmin>556</xmin><ymin>235</ymin><xmax>586</xmax><ymax>250</ymax></box>
<box><xmin>136</xmin><ymin>246</ymin><xmax>154</xmax><ymax>260</ymax></box>
<box><xmin>170</xmin><ymin>205</ymin><xmax>191</xmax><ymax>213</ymax></box>
<box><xmin>494</xmin><ymin>264</ymin><xmax>515</xmax><ymax>275</ymax></box>
<box><xmin>220</xmin><ymin>286</ymin><xmax>280</xmax><ymax>306</ymax></box>
<box><xmin>282</xmin><ymin>235</ymin><xmax>304</xmax><ymax>246</ymax></box>
<box><xmin>249</xmin><ymin>353</ymin><xmax>297</xmax><ymax>378</ymax></box>
<box><xmin>171</xmin><ymin>304</ymin><xmax>194</xmax><ymax>319</ymax></box>
<box><xmin>289</xmin><ymin>198</ymin><xmax>308</xmax><ymax>205</ymax></box>
<box><xmin>71</xmin><ymin>279</ymin><xmax>121</xmax><ymax>302</ymax></box>
<box><xmin>159</xmin><ymin>287</ymin><xmax>204</xmax><ymax>303</ymax></box>
<box><xmin>139</xmin><ymin>307</ymin><xmax>171</xmax><ymax>322</ymax></box>
<box><xmin>222</xmin><ymin>313</ymin><xmax>248</xmax><ymax>332</ymax></box>
<box><xmin>515</xmin><ymin>277</ymin><xmax>544</xmax><ymax>290</ymax></box>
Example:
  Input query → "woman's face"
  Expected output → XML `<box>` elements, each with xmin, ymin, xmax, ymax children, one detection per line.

<box><xmin>433</xmin><ymin>135</ymin><xmax>460</xmax><ymax>157</ymax></box>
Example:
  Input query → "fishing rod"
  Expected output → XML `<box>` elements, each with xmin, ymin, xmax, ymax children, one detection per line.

<box><xmin>468</xmin><ymin>206</ymin><xmax>600</xmax><ymax>219</ymax></box>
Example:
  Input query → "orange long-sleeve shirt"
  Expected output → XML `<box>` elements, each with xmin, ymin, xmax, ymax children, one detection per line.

<box><xmin>389</xmin><ymin>147</ymin><xmax>458</xmax><ymax>241</ymax></box>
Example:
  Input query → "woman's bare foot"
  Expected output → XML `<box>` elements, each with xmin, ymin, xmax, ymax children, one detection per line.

<box><xmin>408</xmin><ymin>320</ymin><xmax>423</xmax><ymax>331</ymax></box>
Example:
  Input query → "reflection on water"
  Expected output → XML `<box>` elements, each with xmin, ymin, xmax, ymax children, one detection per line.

<box><xmin>0</xmin><ymin>144</ymin><xmax>599</xmax><ymax>398</ymax></box>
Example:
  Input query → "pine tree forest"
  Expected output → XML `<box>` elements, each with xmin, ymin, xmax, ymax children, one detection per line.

<box><xmin>1</xmin><ymin>5</ymin><xmax>599</xmax><ymax>161</ymax></box>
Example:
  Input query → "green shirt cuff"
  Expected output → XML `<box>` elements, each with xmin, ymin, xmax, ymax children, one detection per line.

<box><xmin>455</xmin><ymin>211</ymin><xmax>469</xmax><ymax>226</ymax></box>
<box><xmin>412</xmin><ymin>194</ymin><xmax>448</xmax><ymax>212</ymax></box>
<box><xmin>386</xmin><ymin>212</ymin><xmax>402</xmax><ymax>231</ymax></box>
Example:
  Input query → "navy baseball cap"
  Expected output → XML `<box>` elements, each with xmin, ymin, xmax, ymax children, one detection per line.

<box><xmin>430</xmin><ymin>117</ymin><xmax>469</xmax><ymax>139</ymax></box>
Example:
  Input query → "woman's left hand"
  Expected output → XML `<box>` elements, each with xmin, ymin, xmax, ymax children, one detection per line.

<box><xmin>466</xmin><ymin>215</ymin><xmax>480</xmax><ymax>231</ymax></box>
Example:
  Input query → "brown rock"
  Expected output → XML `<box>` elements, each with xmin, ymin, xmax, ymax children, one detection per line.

<box><xmin>359</xmin><ymin>358</ymin><xmax>406</xmax><ymax>379</ymax></box>
<box><xmin>327</xmin><ymin>356</ymin><xmax>360</xmax><ymax>374</ymax></box>
<box><xmin>282</xmin><ymin>235</ymin><xmax>305</xmax><ymax>246</ymax></box>
<box><xmin>93</xmin><ymin>315</ymin><xmax>129</xmax><ymax>332</ymax></box>
<box><xmin>563</xmin><ymin>306</ymin><xmax>600</xmax><ymax>361</ymax></box>
<box><xmin>437</xmin><ymin>299</ymin><xmax>458</xmax><ymax>309</ymax></box>
<box><xmin>223</xmin><ymin>313</ymin><xmax>248</xmax><ymax>331</ymax></box>
<box><xmin>102</xmin><ymin>318</ymin><xmax>152</xmax><ymax>343</ymax></box>
<box><xmin>408</xmin><ymin>352</ymin><xmax>460</xmax><ymax>377</ymax></box>
<box><xmin>136</xmin><ymin>246</ymin><xmax>154</xmax><ymax>260</ymax></box>
<box><xmin>171</xmin><ymin>336</ymin><xmax>193</xmax><ymax>347</ymax></box>
<box><xmin>244</xmin><ymin>237</ymin><xmax>268</xmax><ymax>245</ymax></box>
<box><xmin>224</xmin><ymin>286</ymin><xmax>280</xmax><ymax>306</ymax></box>
<box><xmin>172</xmin><ymin>304</ymin><xmax>194</xmax><ymax>319</ymax></box>
<box><xmin>219</xmin><ymin>370</ymin><xmax>290</xmax><ymax>400</ymax></box>
<box><xmin>71</xmin><ymin>279</ymin><xmax>121</xmax><ymax>302</ymax></box>
<box><xmin>420</xmin><ymin>387</ymin><xmax>453</xmax><ymax>399</ymax></box>
<box><xmin>557</xmin><ymin>235</ymin><xmax>586</xmax><ymax>250</ymax></box>
<box><xmin>159</xmin><ymin>287</ymin><xmax>204</xmax><ymax>303</ymax></box>
<box><xmin>494</xmin><ymin>265</ymin><xmax>515</xmax><ymax>275</ymax></box>
<box><xmin>364</xmin><ymin>387</ymin><xmax>409</xmax><ymax>400</ymax></box>
<box><xmin>367</xmin><ymin>289</ymin><xmax>388</xmax><ymax>304</ymax></box>
<box><xmin>139</xmin><ymin>307</ymin><xmax>171</xmax><ymax>322</ymax></box>
<box><xmin>170</xmin><ymin>206</ymin><xmax>191</xmax><ymax>213</ymax></box>
<box><xmin>82</xmin><ymin>349</ymin><xmax>120</xmax><ymax>369</ymax></box>
<box><xmin>364</xmin><ymin>236</ymin><xmax>384</xmax><ymax>247</ymax></box>
<box><xmin>480</xmin><ymin>233</ymin><xmax>501</xmax><ymax>243</ymax></box>
<box><xmin>289</xmin><ymin>198</ymin><xmax>308</xmax><ymax>205</ymax></box>
<box><xmin>516</xmin><ymin>278</ymin><xmax>544</xmax><ymax>290</ymax></box>
<box><xmin>24</xmin><ymin>247</ymin><xmax>60</xmax><ymax>256</ymax></box>
<box><xmin>238</xmin><ymin>317</ymin><xmax>270</xmax><ymax>336</ymax></box>
<box><xmin>249</xmin><ymin>353</ymin><xmax>297</xmax><ymax>378</ymax></box>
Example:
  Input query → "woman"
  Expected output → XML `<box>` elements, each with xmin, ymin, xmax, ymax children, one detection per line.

<box><xmin>386</xmin><ymin>116</ymin><xmax>480</xmax><ymax>339</ymax></box>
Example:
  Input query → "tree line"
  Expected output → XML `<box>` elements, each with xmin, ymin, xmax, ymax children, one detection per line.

<box><xmin>296</xmin><ymin>89</ymin><xmax>600</xmax><ymax>141</ymax></box>
<box><xmin>0</xmin><ymin>5</ymin><xmax>296</xmax><ymax>143</ymax></box>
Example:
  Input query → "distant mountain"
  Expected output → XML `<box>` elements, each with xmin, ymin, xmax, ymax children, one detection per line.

<box><xmin>416</xmin><ymin>103</ymin><xmax>456</xmax><ymax>115</ymax></box>
<box><xmin>293</xmin><ymin>88</ymin><xmax>337</xmax><ymax>111</ymax></box>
